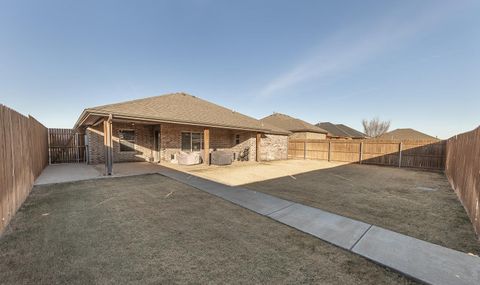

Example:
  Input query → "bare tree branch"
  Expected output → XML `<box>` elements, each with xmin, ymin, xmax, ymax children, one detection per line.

<box><xmin>362</xmin><ymin>117</ymin><xmax>390</xmax><ymax>138</ymax></box>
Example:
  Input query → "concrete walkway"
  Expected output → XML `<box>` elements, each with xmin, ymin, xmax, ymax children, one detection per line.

<box><xmin>156</xmin><ymin>166</ymin><xmax>480</xmax><ymax>285</ymax></box>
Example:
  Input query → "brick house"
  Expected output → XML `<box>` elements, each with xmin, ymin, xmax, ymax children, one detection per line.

<box><xmin>260</xmin><ymin>113</ymin><xmax>328</xmax><ymax>139</ymax></box>
<box><xmin>74</xmin><ymin>93</ymin><xmax>289</xmax><ymax>174</ymax></box>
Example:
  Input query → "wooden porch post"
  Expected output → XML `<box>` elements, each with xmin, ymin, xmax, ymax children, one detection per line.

<box><xmin>103</xmin><ymin>115</ymin><xmax>113</xmax><ymax>175</ymax></box>
<box><xmin>204</xmin><ymin>128</ymin><xmax>210</xmax><ymax>165</ymax></box>
<box><xmin>256</xmin><ymin>133</ymin><xmax>261</xmax><ymax>162</ymax></box>
<box><xmin>398</xmin><ymin>142</ymin><xmax>403</xmax><ymax>168</ymax></box>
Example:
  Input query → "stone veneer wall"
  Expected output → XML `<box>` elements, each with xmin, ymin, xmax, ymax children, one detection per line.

<box><xmin>260</xmin><ymin>134</ymin><xmax>288</xmax><ymax>161</ymax></box>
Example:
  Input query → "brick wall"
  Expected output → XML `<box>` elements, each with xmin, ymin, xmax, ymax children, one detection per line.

<box><xmin>260</xmin><ymin>134</ymin><xmax>288</xmax><ymax>161</ymax></box>
<box><xmin>86</xmin><ymin>122</ymin><xmax>269</xmax><ymax>164</ymax></box>
<box><xmin>160</xmin><ymin>123</ymin><xmax>257</xmax><ymax>161</ymax></box>
<box><xmin>86</xmin><ymin>122</ymin><xmax>154</xmax><ymax>164</ymax></box>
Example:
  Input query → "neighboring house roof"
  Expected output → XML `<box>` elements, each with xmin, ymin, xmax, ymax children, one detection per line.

<box><xmin>259</xmin><ymin>121</ymin><xmax>293</xmax><ymax>135</ymax></box>
<box><xmin>260</xmin><ymin>113</ymin><xmax>328</xmax><ymax>134</ymax></box>
<box><xmin>74</xmin><ymin>93</ymin><xmax>290</xmax><ymax>135</ymax></box>
<box><xmin>317</xmin><ymin>122</ymin><xmax>366</xmax><ymax>139</ymax></box>
<box><xmin>377</xmin><ymin>128</ymin><xmax>439</xmax><ymax>141</ymax></box>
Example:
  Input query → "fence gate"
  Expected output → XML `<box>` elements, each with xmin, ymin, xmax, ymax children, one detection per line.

<box><xmin>48</xmin><ymin>128</ymin><xmax>87</xmax><ymax>164</ymax></box>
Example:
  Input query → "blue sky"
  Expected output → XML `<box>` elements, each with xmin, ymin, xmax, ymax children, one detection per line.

<box><xmin>0</xmin><ymin>0</ymin><xmax>478</xmax><ymax>139</ymax></box>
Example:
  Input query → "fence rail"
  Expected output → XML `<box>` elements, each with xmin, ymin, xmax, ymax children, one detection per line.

<box><xmin>48</xmin><ymin>128</ymin><xmax>86</xmax><ymax>164</ymax></box>
<box><xmin>445</xmin><ymin>127</ymin><xmax>480</xmax><ymax>238</ymax></box>
<box><xmin>0</xmin><ymin>104</ymin><xmax>48</xmax><ymax>234</ymax></box>
<box><xmin>288</xmin><ymin>139</ymin><xmax>446</xmax><ymax>170</ymax></box>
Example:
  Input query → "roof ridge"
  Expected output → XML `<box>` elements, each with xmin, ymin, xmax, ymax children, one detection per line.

<box><xmin>78</xmin><ymin>93</ymin><xmax>291</xmax><ymax>135</ymax></box>
<box><xmin>261</xmin><ymin>112</ymin><xmax>328</xmax><ymax>133</ymax></box>
<box><xmin>87</xmin><ymin>92</ymin><xmax>191</xmax><ymax>111</ymax></box>
<box><xmin>332</xmin><ymin>124</ymin><xmax>351</xmax><ymax>136</ymax></box>
<box><xmin>317</xmin><ymin>122</ymin><xmax>366</xmax><ymax>138</ymax></box>
<box><xmin>335</xmin><ymin>123</ymin><xmax>366</xmax><ymax>137</ymax></box>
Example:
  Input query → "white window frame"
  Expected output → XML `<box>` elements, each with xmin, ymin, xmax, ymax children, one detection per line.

<box><xmin>181</xmin><ymin>132</ymin><xmax>203</xmax><ymax>152</ymax></box>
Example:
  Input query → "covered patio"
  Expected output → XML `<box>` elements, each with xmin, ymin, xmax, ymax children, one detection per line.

<box><xmin>73</xmin><ymin>93</ymin><xmax>289</xmax><ymax>175</ymax></box>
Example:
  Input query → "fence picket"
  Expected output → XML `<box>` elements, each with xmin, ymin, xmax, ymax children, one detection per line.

<box><xmin>288</xmin><ymin>139</ymin><xmax>445</xmax><ymax>170</ymax></box>
<box><xmin>48</xmin><ymin>129</ymin><xmax>86</xmax><ymax>164</ymax></box>
<box><xmin>0</xmin><ymin>105</ymin><xmax>48</xmax><ymax>234</ymax></box>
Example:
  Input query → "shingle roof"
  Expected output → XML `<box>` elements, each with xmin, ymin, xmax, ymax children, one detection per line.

<box><xmin>260</xmin><ymin>113</ymin><xmax>328</xmax><ymax>134</ymax></box>
<box><xmin>75</xmin><ymin>93</ymin><xmax>289</xmax><ymax>134</ymax></box>
<box><xmin>377</xmin><ymin>128</ymin><xmax>439</xmax><ymax>141</ymax></box>
<box><xmin>317</xmin><ymin>122</ymin><xmax>366</xmax><ymax>138</ymax></box>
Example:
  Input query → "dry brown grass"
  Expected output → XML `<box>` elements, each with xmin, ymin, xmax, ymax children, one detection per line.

<box><xmin>246</xmin><ymin>163</ymin><xmax>480</xmax><ymax>255</ymax></box>
<box><xmin>0</xmin><ymin>174</ymin><xmax>415</xmax><ymax>284</ymax></box>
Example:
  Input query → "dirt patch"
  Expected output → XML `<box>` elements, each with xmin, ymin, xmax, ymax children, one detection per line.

<box><xmin>245</xmin><ymin>163</ymin><xmax>480</xmax><ymax>255</ymax></box>
<box><xmin>0</xmin><ymin>174</ymin><xmax>415</xmax><ymax>284</ymax></box>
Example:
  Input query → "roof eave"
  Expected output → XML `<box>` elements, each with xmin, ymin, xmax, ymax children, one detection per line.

<box><xmin>77</xmin><ymin>110</ymin><xmax>274</xmax><ymax>133</ymax></box>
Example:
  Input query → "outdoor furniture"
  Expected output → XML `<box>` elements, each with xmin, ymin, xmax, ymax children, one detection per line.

<box><xmin>211</xmin><ymin>150</ymin><xmax>234</xmax><ymax>165</ymax></box>
<box><xmin>238</xmin><ymin>147</ymin><xmax>250</xmax><ymax>161</ymax></box>
<box><xmin>177</xmin><ymin>151</ymin><xmax>201</xmax><ymax>165</ymax></box>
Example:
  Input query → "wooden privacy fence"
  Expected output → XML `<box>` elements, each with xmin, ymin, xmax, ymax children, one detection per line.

<box><xmin>0</xmin><ymin>104</ymin><xmax>48</xmax><ymax>234</ymax></box>
<box><xmin>288</xmin><ymin>139</ymin><xmax>446</xmax><ymax>170</ymax></box>
<box><xmin>48</xmin><ymin>128</ymin><xmax>86</xmax><ymax>164</ymax></box>
<box><xmin>445</xmin><ymin>127</ymin><xmax>480</xmax><ymax>238</ymax></box>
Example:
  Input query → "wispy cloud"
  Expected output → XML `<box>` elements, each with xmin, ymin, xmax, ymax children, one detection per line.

<box><xmin>258</xmin><ymin>2</ymin><xmax>461</xmax><ymax>98</ymax></box>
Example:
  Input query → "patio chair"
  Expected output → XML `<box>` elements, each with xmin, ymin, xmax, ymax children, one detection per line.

<box><xmin>238</xmin><ymin>147</ymin><xmax>250</xmax><ymax>161</ymax></box>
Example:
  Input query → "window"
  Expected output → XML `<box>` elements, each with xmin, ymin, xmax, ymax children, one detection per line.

<box><xmin>119</xmin><ymin>130</ymin><xmax>135</xmax><ymax>152</ymax></box>
<box><xmin>181</xmin><ymin>132</ymin><xmax>203</xmax><ymax>152</ymax></box>
<box><xmin>235</xmin><ymin>134</ymin><xmax>240</xmax><ymax>144</ymax></box>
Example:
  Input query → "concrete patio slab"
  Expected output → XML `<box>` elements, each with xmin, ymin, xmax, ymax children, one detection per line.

<box><xmin>35</xmin><ymin>162</ymin><xmax>169</xmax><ymax>185</ymax></box>
<box><xmin>158</xmin><ymin>167</ymin><xmax>293</xmax><ymax>215</ymax></box>
<box><xmin>164</xmin><ymin>159</ymin><xmax>348</xmax><ymax>186</ymax></box>
<box><xmin>268</xmin><ymin>203</ymin><xmax>371</xmax><ymax>249</ymax></box>
<box><xmin>34</xmin><ymin>164</ymin><xmax>101</xmax><ymax>185</ymax></box>
<box><xmin>352</xmin><ymin>226</ymin><xmax>480</xmax><ymax>285</ymax></box>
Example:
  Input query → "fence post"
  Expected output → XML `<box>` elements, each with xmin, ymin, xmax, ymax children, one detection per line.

<box><xmin>359</xmin><ymin>142</ymin><xmax>363</xmax><ymax>164</ymax></box>
<box><xmin>47</xmin><ymin>128</ymin><xmax>51</xmax><ymax>165</ymax></box>
<box><xmin>398</xmin><ymin>142</ymin><xmax>403</xmax><ymax>168</ymax></box>
<box><xmin>303</xmin><ymin>140</ymin><xmax>307</xmax><ymax>160</ymax></box>
<box><xmin>85</xmin><ymin>133</ymin><xmax>89</xmax><ymax>165</ymax></box>
<box><xmin>75</xmin><ymin>133</ymin><xmax>79</xmax><ymax>163</ymax></box>
<box><xmin>328</xmin><ymin>141</ymin><xmax>331</xmax><ymax>162</ymax></box>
